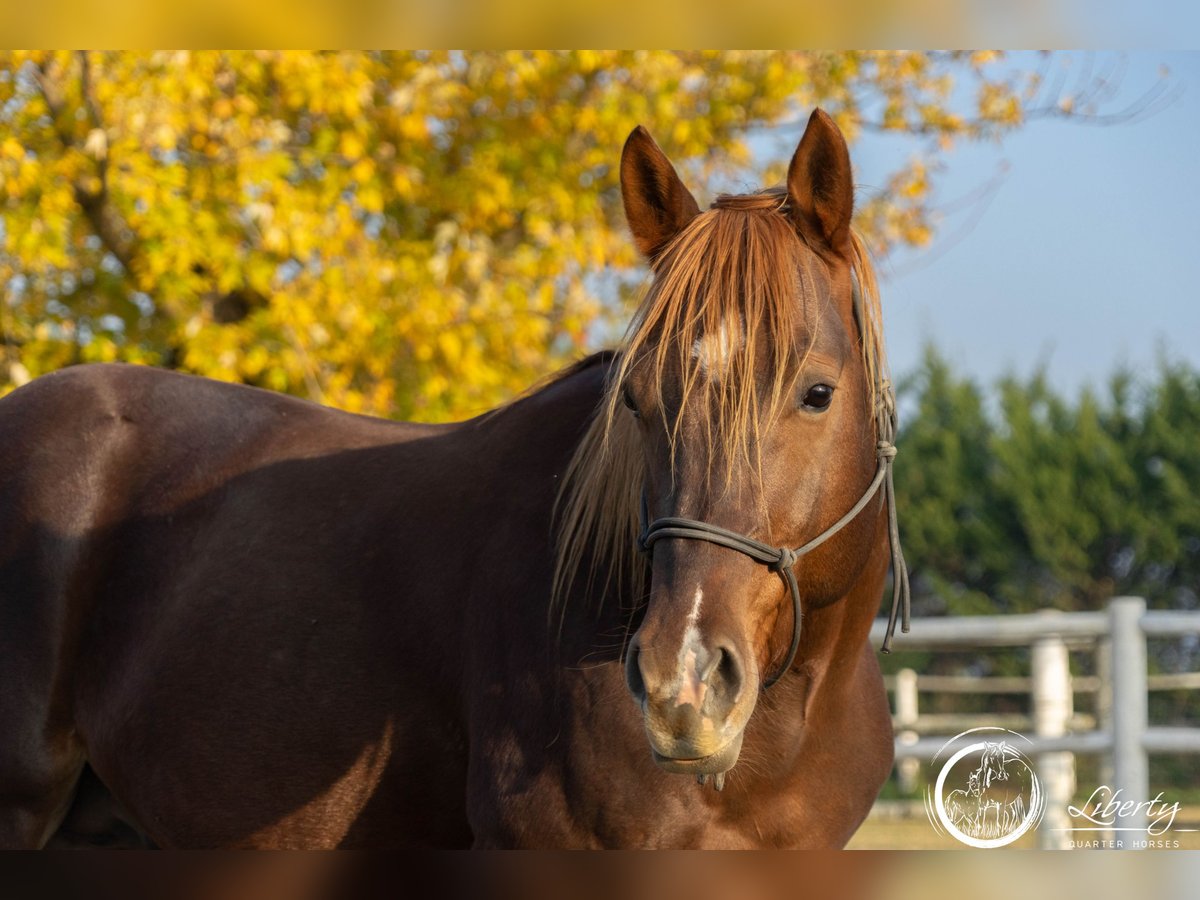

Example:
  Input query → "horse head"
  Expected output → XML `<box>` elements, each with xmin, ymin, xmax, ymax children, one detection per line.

<box><xmin>981</xmin><ymin>742</ymin><xmax>1013</xmax><ymax>787</ymax></box>
<box><xmin>573</xmin><ymin>111</ymin><xmax>893</xmax><ymax>782</ymax></box>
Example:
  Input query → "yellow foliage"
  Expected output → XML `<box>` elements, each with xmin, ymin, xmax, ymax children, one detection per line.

<box><xmin>0</xmin><ymin>50</ymin><xmax>1035</xmax><ymax>419</ymax></box>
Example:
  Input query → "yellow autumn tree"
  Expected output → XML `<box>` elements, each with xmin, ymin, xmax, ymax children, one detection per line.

<box><xmin>0</xmin><ymin>51</ymin><xmax>1161</xmax><ymax>419</ymax></box>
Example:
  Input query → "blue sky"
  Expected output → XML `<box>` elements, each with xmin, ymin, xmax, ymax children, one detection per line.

<box><xmin>851</xmin><ymin>51</ymin><xmax>1200</xmax><ymax>396</ymax></box>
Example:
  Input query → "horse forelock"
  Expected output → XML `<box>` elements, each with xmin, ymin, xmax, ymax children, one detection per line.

<box><xmin>551</xmin><ymin>187</ymin><xmax>890</xmax><ymax>620</ymax></box>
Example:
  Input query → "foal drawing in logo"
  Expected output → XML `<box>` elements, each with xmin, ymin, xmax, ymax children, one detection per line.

<box><xmin>926</xmin><ymin>728</ymin><xmax>1045</xmax><ymax>848</ymax></box>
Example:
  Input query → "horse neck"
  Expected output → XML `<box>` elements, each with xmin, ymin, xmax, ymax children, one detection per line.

<box><xmin>467</xmin><ymin>355</ymin><xmax>639</xmax><ymax>646</ymax></box>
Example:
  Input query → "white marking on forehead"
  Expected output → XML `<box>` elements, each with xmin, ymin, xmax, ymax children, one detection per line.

<box><xmin>690</xmin><ymin>314</ymin><xmax>745</xmax><ymax>376</ymax></box>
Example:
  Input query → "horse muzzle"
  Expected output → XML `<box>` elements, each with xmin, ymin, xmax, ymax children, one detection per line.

<box><xmin>626</xmin><ymin>630</ymin><xmax>755</xmax><ymax>784</ymax></box>
<box><xmin>651</xmin><ymin>731</ymin><xmax>744</xmax><ymax>779</ymax></box>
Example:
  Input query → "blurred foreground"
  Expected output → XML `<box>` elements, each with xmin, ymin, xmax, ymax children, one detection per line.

<box><xmin>7</xmin><ymin>852</ymin><xmax>1198</xmax><ymax>900</ymax></box>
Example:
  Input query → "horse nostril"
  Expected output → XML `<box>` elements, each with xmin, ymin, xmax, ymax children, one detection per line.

<box><xmin>707</xmin><ymin>645</ymin><xmax>744</xmax><ymax>703</ymax></box>
<box><xmin>625</xmin><ymin>639</ymin><xmax>647</xmax><ymax>703</ymax></box>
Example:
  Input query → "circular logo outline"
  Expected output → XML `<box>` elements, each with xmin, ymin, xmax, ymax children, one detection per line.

<box><xmin>924</xmin><ymin>727</ymin><xmax>1045</xmax><ymax>848</ymax></box>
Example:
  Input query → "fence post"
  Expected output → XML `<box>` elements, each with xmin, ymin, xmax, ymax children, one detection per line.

<box><xmin>1110</xmin><ymin>596</ymin><xmax>1149</xmax><ymax>844</ymax></box>
<box><xmin>894</xmin><ymin>668</ymin><xmax>920</xmax><ymax>793</ymax></box>
<box><xmin>1032</xmin><ymin>618</ymin><xmax>1075</xmax><ymax>849</ymax></box>
<box><xmin>1095</xmin><ymin>636</ymin><xmax>1114</xmax><ymax>803</ymax></box>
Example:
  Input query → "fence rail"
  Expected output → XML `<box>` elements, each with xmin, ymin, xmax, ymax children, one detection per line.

<box><xmin>883</xmin><ymin>672</ymin><xmax>1200</xmax><ymax>694</ymax></box>
<box><xmin>869</xmin><ymin>597</ymin><xmax>1200</xmax><ymax>849</ymax></box>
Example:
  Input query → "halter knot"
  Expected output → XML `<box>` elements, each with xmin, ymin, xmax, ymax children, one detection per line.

<box><xmin>876</xmin><ymin>441</ymin><xmax>898</xmax><ymax>461</ymax></box>
<box><xmin>771</xmin><ymin>547</ymin><xmax>798</xmax><ymax>572</ymax></box>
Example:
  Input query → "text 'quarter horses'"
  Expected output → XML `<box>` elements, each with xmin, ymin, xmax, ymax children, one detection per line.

<box><xmin>0</xmin><ymin>109</ymin><xmax>907</xmax><ymax>848</ymax></box>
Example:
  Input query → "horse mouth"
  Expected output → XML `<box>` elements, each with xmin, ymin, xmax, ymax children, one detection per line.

<box><xmin>650</xmin><ymin>732</ymin><xmax>744</xmax><ymax>776</ymax></box>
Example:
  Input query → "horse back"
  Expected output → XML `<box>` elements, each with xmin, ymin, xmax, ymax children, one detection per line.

<box><xmin>1</xmin><ymin>362</ymin><xmax>434</xmax><ymax>511</ymax></box>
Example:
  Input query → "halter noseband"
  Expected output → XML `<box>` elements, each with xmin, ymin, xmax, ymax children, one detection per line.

<box><xmin>634</xmin><ymin>285</ymin><xmax>911</xmax><ymax>689</ymax></box>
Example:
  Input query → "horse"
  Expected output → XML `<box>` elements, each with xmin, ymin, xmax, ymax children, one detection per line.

<box><xmin>948</xmin><ymin>742</ymin><xmax>1026</xmax><ymax>839</ymax></box>
<box><xmin>974</xmin><ymin>742</ymin><xmax>1027</xmax><ymax>837</ymax></box>
<box><xmin>945</xmin><ymin>777</ymin><xmax>977</xmax><ymax>831</ymax></box>
<box><xmin>0</xmin><ymin>109</ymin><xmax>907</xmax><ymax>848</ymax></box>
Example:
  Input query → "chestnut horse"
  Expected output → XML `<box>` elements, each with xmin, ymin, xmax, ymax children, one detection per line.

<box><xmin>0</xmin><ymin>110</ymin><xmax>907</xmax><ymax>848</ymax></box>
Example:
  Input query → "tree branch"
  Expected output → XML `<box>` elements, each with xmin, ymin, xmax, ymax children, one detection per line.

<box><xmin>33</xmin><ymin>52</ymin><xmax>140</xmax><ymax>276</ymax></box>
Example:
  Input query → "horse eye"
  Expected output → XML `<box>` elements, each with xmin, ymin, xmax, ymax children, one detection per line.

<box><xmin>621</xmin><ymin>384</ymin><xmax>641</xmax><ymax>418</ymax></box>
<box><xmin>801</xmin><ymin>384</ymin><xmax>834</xmax><ymax>411</ymax></box>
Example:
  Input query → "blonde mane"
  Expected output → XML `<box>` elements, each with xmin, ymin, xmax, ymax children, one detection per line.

<box><xmin>552</xmin><ymin>188</ymin><xmax>889</xmax><ymax>618</ymax></box>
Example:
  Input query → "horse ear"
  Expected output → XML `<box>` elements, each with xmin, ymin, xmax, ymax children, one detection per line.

<box><xmin>786</xmin><ymin>109</ymin><xmax>854</xmax><ymax>258</ymax></box>
<box><xmin>620</xmin><ymin>126</ymin><xmax>701</xmax><ymax>262</ymax></box>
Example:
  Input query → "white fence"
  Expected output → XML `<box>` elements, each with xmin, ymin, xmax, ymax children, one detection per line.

<box><xmin>869</xmin><ymin>596</ymin><xmax>1200</xmax><ymax>849</ymax></box>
